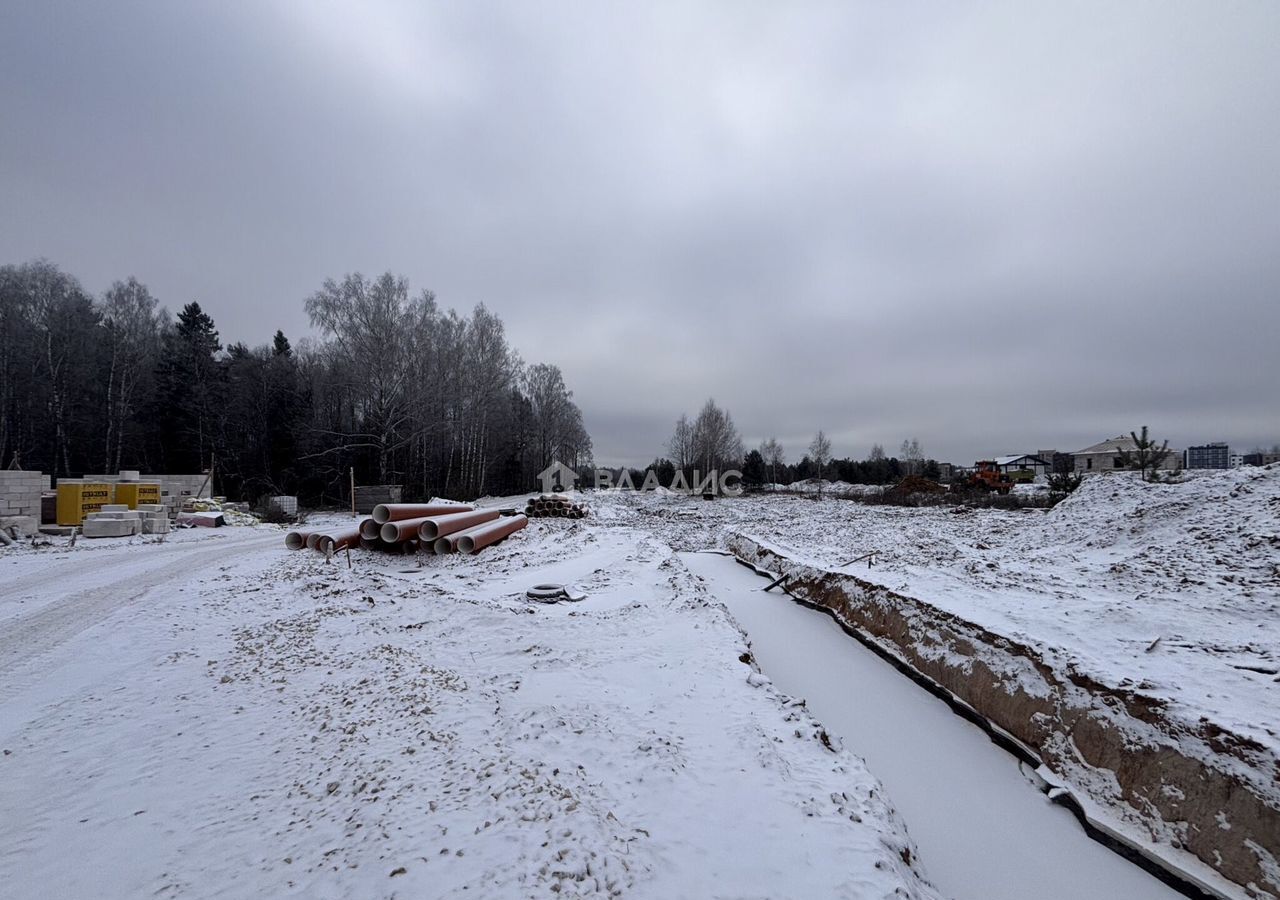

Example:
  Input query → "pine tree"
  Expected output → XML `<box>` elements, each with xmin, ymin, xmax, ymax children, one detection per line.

<box><xmin>155</xmin><ymin>302</ymin><xmax>223</xmax><ymax>472</ymax></box>
<box><xmin>1118</xmin><ymin>425</ymin><xmax>1171</xmax><ymax>482</ymax></box>
<box><xmin>272</xmin><ymin>329</ymin><xmax>292</xmax><ymax>357</ymax></box>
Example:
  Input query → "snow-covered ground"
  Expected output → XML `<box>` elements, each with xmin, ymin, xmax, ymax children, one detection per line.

<box><xmin>616</xmin><ymin>467</ymin><xmax>1280</xmax><ymax>766</ymax></box>
<box><xmin>0</xmin><ymin>515</ymin><xmax>938</xmax><ymax>898</ymax></box>
<box><xmin>4</xmin><ymin>467</ymin><xmax>1273</xmax><ymax>898</ymax></box>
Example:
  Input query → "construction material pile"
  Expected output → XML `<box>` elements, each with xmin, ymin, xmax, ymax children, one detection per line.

<box><xmin>181</xmin><ymin>497</ymin><xmax>260</xmax><ymax>526</ymax></box>
<box><xmin>285</xmin><ymin>502</ymin><xmax>528</xmax><ymax>557</ymax></box>
<box><xmin>82</xmin><ymin>470</ymin><xmax>213</xmax><ymax>520</ymax></box>
<box><xmin>83</xmin><ymin>503</ymin><xmax>170</xmax><ymax>537</ymax></box>
<box><xmin>524</xmin><ymin>494</ymin><xmax>588</xmax><ymax>519</ymax></box>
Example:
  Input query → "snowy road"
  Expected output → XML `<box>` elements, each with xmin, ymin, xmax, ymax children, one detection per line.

<box><xmin>0</xmin><ymin>530</ymin><xmax>278</xmax><ymax>704</ymax></box>
<box><xmin>0</xmin><ymin>522</ymin><xmax>943</xmax><ymax>898</ymax></box>
<box><xmin>681</xmin><ymin>550</ymin><xmax>1186</xmax><ymax>900</ymax></box>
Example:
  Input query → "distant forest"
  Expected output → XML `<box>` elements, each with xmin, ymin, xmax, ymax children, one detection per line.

<box><xmin>647</xmin><ymin>399</ymin><xmax>940</xmax><ymax>490</ymax></box>
<box><xmin>0</xmin><ymin>259</ymin><xmax>592</xmax><ymax>504</ymax></box>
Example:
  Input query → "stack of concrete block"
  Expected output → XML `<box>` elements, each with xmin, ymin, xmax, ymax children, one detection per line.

<box><xmin>82</xmin><ymin>503</ymin><xmax>170</xmax><ymax>538</ymax></box>
<box><xmin>0</xmin><ymin>470</ymin><xmax>48</xmax><ymax>519</ymax></box>
<box><xmin>84</xmin><ymin>471</ymin><xmax>211</xmax><ymax>519</ymax></box>
<box><xmin>136</xmin><ymin>503</ymin><xmax>171</xmax><ymax>534</ymax></box>
<box><xmin>82</xmin><ymin>505</ymin><xmax>141</xmax><ymax>538</ymax></box>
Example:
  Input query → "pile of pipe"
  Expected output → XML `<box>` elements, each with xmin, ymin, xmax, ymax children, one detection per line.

<box><xmin>284</xmin><ymin>502</ymin><xmax>528</xmax><ymax>556</ymax></box>
<box><xmin>524</xmin><ymin>494</ymin><xmax>588</xmax><ymax>519</ymax></box>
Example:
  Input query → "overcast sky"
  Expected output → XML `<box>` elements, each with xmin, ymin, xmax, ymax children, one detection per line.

<box><xmin>3</xmin><ymin>2</ymin><xmax>1277</xmax><ymax>466</ymax></box>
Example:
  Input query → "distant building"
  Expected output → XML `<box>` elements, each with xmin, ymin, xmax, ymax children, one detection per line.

<box><xmin>1229</xmin><ymin>454</ymin><xmax>1245</xmax><ymax>468</ymax></box>
<box><xmin>1037</xmin><ymin>449</ymin><xmax>1075</xmax><ymax>474</ymax></box>
<box><xmin>1072</xmin><ymin>435</ymin><xmax>1182</xmax><ymax>474</ymax></box>
<box><xmin>1185</xmin><ymin>443</ymin><xmax>1230</xmax><ymax>470</ymax></box>
<box><xmin>1242</xmin><ymin>452</ymin><xmax>1280</xmax><ymax>466</ymax></box>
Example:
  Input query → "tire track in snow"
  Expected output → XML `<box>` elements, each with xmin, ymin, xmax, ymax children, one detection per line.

<box><xmin>1</xmin><ymin>534</ymin><xmax>269</xmax><ymax>607</ymax></box>
<box><xmin>0</xmin><ymin>534</ymin><xmax>277</xmax><ymax>701</ymax></box>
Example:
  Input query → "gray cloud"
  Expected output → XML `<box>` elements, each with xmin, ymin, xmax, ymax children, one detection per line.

<box><xmin>3</xmin><ymin>1</ymin><xmax>1277</xmax><ymax>465</ymax></box>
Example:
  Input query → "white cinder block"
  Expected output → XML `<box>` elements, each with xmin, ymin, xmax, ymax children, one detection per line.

<box><xmin>82</xmin><ymin>519</ymin><xmax>138</xmax><ymax>538</ymax></box>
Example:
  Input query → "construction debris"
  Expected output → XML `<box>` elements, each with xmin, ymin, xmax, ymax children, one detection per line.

<box><xmin>0</xmin><ymin>515</ymin><xmax>38</xmax><ymax>539</ymax></box>
<box><xmin>524</xmin><ymin>583</ymin><xmax>587</xmax><ymax>603</ymax></box>
<box><xmin>524</xmin><ymin>494</ymin><xmax>588</xmax><ymax>519</ymax></box>
<box><xmin>182</xmin><ymin>497</ymin><xmax>260</xmax><ymax>526</ymax></box>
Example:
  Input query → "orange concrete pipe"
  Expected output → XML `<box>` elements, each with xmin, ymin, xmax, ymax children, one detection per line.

<box><xmin>372</xmin><ymin>503</ymin><xmax>473</xmax><ymax>525</ymax></box>
<box><xmin>431</xmin><ymin>519</ymin><xmax>495</xmax><ymax>554</ymax></box>
<box><xmin>417</xmin><ymin>508</ymin><xmax>501</xmax><ymax>541</ymax></box>
<box><xmin>305</xmin><ymin>532</ymin><xmax>323</xmax><ymax>549</ymax></box>
<box><xmin>457</xmin><ymin>514</ymin><xmax>528</xmax><ymax>554</ymax></box>
<box><xmin>432</xmin><ymin>534</ymin><xmax>460</xmax><ymax>554</ymax></box>
<box><xmin>359</xmin><ymin>517</ymin><xmax>382</xmax><ymax>540</ymax></box>
<box><xmin>317</xmin><ymin>526</ymin><xmax>362</xmax><ymax>553</ymax></box>
<box><xmin>285</xmin><ymin>529</ymin><xmax>314</xmax><ymax>550</ymax></box>
<box><xmin>379</xmin><ymin>516</ymin><xmax>440</xmax><ymax>543</ymax></box>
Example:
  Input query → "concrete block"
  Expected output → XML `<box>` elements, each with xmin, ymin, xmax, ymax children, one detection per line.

<box><xmin>82</xmin><ymin>518</ymin><xmax>138</xmax><ymax>538</ymax></box>
<box><xmin>89</xmin><ymin>510</ymin><xmax>142</xmax><ymax>520</ymax></box>
<box><xmin>176</xmin><ymin>511</ymin><xmax>224</xmax><ymax>527</ymax></box>
<box><xmin>0</xmin><ymin>515</ymin><xmax>39</xmax><ymax>537</ymax></box>
<box><xmin>101</xmin><ymin>504</ymin><xmax>130</xmax><ymax>512</ymax></box>
<box><xmin>141</xmin><ymin>517</ymin><xmax>170</xmax><ymax>534</ymax></box>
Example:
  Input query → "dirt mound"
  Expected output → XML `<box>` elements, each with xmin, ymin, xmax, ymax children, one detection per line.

<box><xmin>883</xmin><ymin>475</ymin><xmax>945</xmax><ymax>500</ymax></box>
<box><xmin>1045</xmin><ymin>464</ymin><xmax>1280</xmax><ymax>593</ymax></box>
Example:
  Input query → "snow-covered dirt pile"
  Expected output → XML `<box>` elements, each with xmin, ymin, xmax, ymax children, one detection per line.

<box><xmin>613</xmin><ymin>467</ymin><xmax>1280</xmax><ymax>761</ymax></box>
<box><xmin>0</xmin><ymin>516</ymin><xmax>939</xmax><ymax>898</ymax></box>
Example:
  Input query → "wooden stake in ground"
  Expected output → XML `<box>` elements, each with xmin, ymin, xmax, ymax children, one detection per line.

<box><xmin>350</xmin><ymin>467</ymin><xmax>356</xmax><ymax>518</ymax></box>
<box><xmin>195</xmin><ymin>462</ymin><xmax>215</xmax><ymax>500</ymax></box>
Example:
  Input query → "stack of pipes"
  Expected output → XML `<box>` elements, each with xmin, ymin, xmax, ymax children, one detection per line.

<box><xmin>284</xmin><ymin>502</ymin><xmax>528</xmax><ymax>556</ymax></box>
<box><xmin>524</xmin><ymin>494</ymin><xmax>588</xmax><ymax>519</ymax></box>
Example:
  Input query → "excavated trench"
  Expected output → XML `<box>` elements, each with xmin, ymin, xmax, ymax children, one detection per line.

<box><xmin>685</xmin><ymin>543</ymin><xmax>1279</xmax><ymax>900</ymax></box>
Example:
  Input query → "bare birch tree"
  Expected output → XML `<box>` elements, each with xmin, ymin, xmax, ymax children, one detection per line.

<box><xmin>810</xmin><ymin>430</ymin><xmax>832</xmax><ymax>498</ymax></box>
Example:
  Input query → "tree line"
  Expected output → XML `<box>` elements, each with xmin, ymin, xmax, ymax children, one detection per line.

<box><xmin>0</xmin><ymin>259</ymin><xmax>591</xmax><ymax>504</ymax></box>
<box><xmin>740</xmin><ymin>436</ymin><xmax>941</xmax><ymax>487</ymax></box>
<box><xmin>638</xmin><ymin>401</ymin><xmax>938</xmax><ymax>490</ymax></box>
